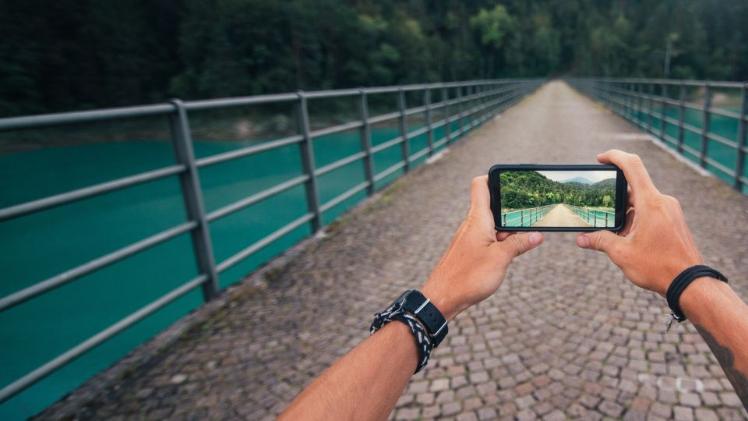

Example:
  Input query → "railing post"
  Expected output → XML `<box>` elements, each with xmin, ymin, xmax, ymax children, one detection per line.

<box><xmin>646</xmin><ymin>83</ymin><xmax>654</xmax><ymax>133</ymax></box>
<box><xmin>699</xmin><ymin>82</ymin><xmax>712</xmax><ymax>168</ymax></box>
<box><xmin>626</xmin><ymin>83</ymin><xmax>632</xmax><ymax>118</ymax></box>
<box><xmin>635</xmin><ymin>83</ymin><xmax>643</xmax><ymax>125</ymax></box>
<box><xmin>359</xmin><ymin>90</ymin><xmax>375</xmax><ymax>195</ymax></box>
<box><xmin>169</xmin><ymin>99</ymin><xmax>219</xmax><ymax>301</ymax></box>
<box><xmin>424</xmin><ymin>88</ymin><xmax>434</xmax><ymax>156</ymax></box>
<box><xmin>734</xmin><ymin>83</ymin><xmax>747</xmax><ymax>191</ymax></box>
<box><xmin>397</xmin><ymin>88</ymin><xmax>411</xmax><ymax>172</ymax></box>
<box><xmin>659</xmin><ymin>83</ymin><xmax>667</xmax><ymax>141</ymax></box>
<box><xmin>677</xmin><ymin>82</ymin><xmax>686</xmax><ymax>154</ymax></box>
<box><xmin>457</xmin><ymin>86</ymin><xmax>464</xmax><ymax>136</ymax></box>
<box><xmin>443</xmin><ymin>86</ymin><xmax>452</xmax><ymax>145</ymax></box>
<box><xmin>296</xmin><ymin>91</ymin><xmax>322</xmax><ymax>232</ymax></box>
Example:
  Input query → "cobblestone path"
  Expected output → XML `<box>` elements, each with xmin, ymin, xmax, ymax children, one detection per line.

<box><xmin>41</xmin><ymin>81</ymin><xmax>748</xmax><ymax>420</ymax></box>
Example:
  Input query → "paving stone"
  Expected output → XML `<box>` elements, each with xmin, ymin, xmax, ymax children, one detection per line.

<box><xmin>599</xmin><ymin>399</ymin><xmax>624</xmax><ymax>417</ymax></box>
<box><xmin>694</xmin><ymin>408</ymin><xmax>719</xmax><ymax>421</ymax></box>
<box><xmin>430</xmin><ymin>378</ymin><xmax>450</xmax><ymax>392</ymax></box>
<box><xmin>35</xmin><ymin>81</ymin><xmax>748</xmax><ymax>421</ymax></box>
<box><xmin>477</xmin><ymin>407</ymin><xmax>497</xmax><ymax>420</ymax></box>
<box><xmin>672</xmin><ymin>406</ymin><xmax>694</xmax><ymax>421</ymax></box>
<box><xmin>719</xmin><ymin>391</ymin><xmax>742</xmax><ymax>407</ymax></box>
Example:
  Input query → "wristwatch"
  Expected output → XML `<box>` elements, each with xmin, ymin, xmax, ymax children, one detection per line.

<box><xmin>370</xmin><ymin>289</ymin><xmax>449</xmax><ymax>373</ymax></box>
<box><xmin>392</xmin><ymin>289</ymin><xmax>449</xmax><ymax>347</ymax></box>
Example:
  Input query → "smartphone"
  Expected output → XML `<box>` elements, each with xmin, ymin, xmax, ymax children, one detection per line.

<box><xmin>488</xmin><ymin>164</ymin><xmax>628</xmax><ymax>232</ymax></box>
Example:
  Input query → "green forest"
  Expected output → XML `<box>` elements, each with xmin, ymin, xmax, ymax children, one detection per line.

<box><xmin>500</xmin><ymin>171</ymin><xmax>616</xmax><ymax>209</ymax></box>
<box><xmin>1</xmin><ymin>0</ymin><xmax>747</xmax><ymax>116</ymax></box>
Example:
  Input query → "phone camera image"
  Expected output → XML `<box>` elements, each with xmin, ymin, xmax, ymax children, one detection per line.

<box><xmin>499</xmin><ymin>169</ymin><xmax>618</xmax><ymax>229</ymax></box>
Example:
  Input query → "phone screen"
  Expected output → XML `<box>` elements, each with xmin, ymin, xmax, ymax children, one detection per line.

<box><xmin>491</xmin><ymin>165</ymin><xmax>625</xmax><ymax>231</ymax></box>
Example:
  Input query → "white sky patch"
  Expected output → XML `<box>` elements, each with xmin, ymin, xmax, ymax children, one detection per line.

<box><xmin>537</xmin><ymin>170</ymin><xmax>616</xmax><ymax>183</ymax></box>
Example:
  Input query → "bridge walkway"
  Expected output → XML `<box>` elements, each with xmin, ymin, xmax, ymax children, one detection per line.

<box><xmin>41</xmin><ymin>81</ymin><xmax>748</xmax><ymax>420</ymax></box>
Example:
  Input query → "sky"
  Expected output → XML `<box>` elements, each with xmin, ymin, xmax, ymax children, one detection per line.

<box><xmin>537</xmin><ymin>170</ymin><xmax>616</xmax><ymax>183</ymax></box>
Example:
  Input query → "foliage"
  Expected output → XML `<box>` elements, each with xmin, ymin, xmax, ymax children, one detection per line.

<box><xmin>500</xmin><ymin>171</ymin><xmax>615</xmax><ymax>208</ymax></box>
<box><xmin>1</xmin><ymin>0</ymin><xmax>747</xmax><ymax>116</ymax></box>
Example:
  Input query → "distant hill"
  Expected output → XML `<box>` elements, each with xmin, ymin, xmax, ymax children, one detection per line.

<box><xmin>561</xmin><ymin>176</ymin><xmax>594</xmax><ymax>185</ymax></box>
<box><xmin>593</xmin><ymin>178</ymin><xmax>616</xmax><ymax>187</ymax></box>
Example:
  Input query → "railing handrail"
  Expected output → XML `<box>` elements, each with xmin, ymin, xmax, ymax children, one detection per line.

<box><xmin>568</xmin><ymin>77</ymin><xmax>748</xmax><ymax>192</ymax></box>
<box><xmin>0</xmin><ymin>78</ymin><xmax>542</xmax><ymax>404</ymax></box>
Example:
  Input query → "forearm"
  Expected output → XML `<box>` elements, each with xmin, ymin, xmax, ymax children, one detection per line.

<box><xmin>279</xmin><ymin>322</ymin><xmax>417</xmax><ymax>420</ymax></box>
<box><xmin>680</xmin><ymin>277</ymin><xmax>748</xmax><ymax>406</ymax></box>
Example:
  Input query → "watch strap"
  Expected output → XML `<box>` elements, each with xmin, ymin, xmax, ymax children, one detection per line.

<box><xmin>370</xmin><ymin>302</ymin><xmax>433</xmax><ymax>373</ymax></box>
<box><xmin>400</xmin><ymin>290</ymin><xmax>448</xmax><ymax>347</ymax></box>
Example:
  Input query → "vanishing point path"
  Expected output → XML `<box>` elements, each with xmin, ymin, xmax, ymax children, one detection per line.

<box><xmin>42</xmin><ymin>82</ymin><xmax>748</xmax><ymax>420</ymax></box>
<box><xmin>533</xmin><ymin>204</ymin><xmax>590</xmax><ymax>228</ymax></box>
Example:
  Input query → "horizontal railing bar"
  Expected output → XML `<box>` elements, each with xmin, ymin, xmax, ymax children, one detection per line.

<box><xmin>408</xmin><ymin>146</ymin><xmax>431</xmax><ymax>163</ymax></box>
<box><xmin>216</xmin><ymin>213</ymin><xmax>314</xmax><ymax>273</ymax></box>
<box><xmin>184</xmin><ymin>93</ymin><xmax>300</xmax><ymax>111</ymax></box>
<box><xmin>373</xmin><ymin>161</ymin><xmax>406</xmax><ymax>182</ymax></box>
<box><xmin>0</xmin><ymin>104</ymin><xmax>175</xmax><ymax>131</ymax></box>
<box><xmin>707</xmin><ymin>107</ymin><xmax>741</xmax><ymax>120</ymax></box>
<box><xmin>305</xmin><ymin>89</ymin><xmax>362</xmax><ymax>99</ymax></box>
<box><xmin>367</xmin><ymin>111</ymin><xmax>401</xmax><ymax>125</ymax></box>
<box><xmin>705</xmin><ymin>131</ymin><xmax>739</xmax><ymax>148</ymax></box>
<box><xmin>0</xmin><ymin>164</ymin><xmax>186</xmax><ymax>222</ymax></box>
<box><xmin>206</xmin><ymin>175</ymin><xmax>309</xmax><ymax>222</ymax></box>
<box><xmin>433</xmin><ymin>136</ymin><xmax>448</xmax><ymax>149</ymax></box>
<box><xmin>0</xmin><ymin>274</ymin><xmax>206</xmax><ymax>403</ymax></box>
<box><xmin>601</xmin><ymin>87</ymin><xmax>746</xmax><ymax>123</ymax></box>
<box><xmin>0</xmin><ymin>221</ymin><xmax>197</xmax><ymax>312</ymax></box>
<box><xmin>407</xmin><ymin>126</ymin><xmax>429</xmax><ymax>139</ymax></box>
<box><xmin>195</xmin><ymin>135</ymin><xmax>303</xmax><ymax>168</ymax></box>
<box><xmin>309</xmin><ymin>120</ymin><xmax>364</xmax><ymax>139</ymax></box>
<box><xmin>662</xmin><ymin>133</ymin><xmax>679</xmax><ymax>146</ymax></box>
<box><xmin>682</xmin><ymin>121</ymin><xmax>702</xmax><ymax>136</ymax></box>
<box><xmin>404</xmin><ymin>105</ymin><xmax>428</xmax><ymax>116</ymax></box>
<box><xmin>591</xmin><ymin>78</ymin><xmax>744</xmax><ymax>88</ymax></box>
<box><xmin>371</xmin><ymin>136</ymin><xmax>405</xmax><ymax>154</ymax></box>
<box><xmin>704</xmin><ymin>156</ymin><xmax>737</xmax><ymax>176</ymax></box>
<box><xmin>319</xmin><ymin>181</ymin><xmax>370</xmax><ymax>213</ymax></box>
<box><xmin>315</xmin><ymin>152</ymin><xmax>366</xmax><ymax>177</ymax></box>
<box><xmin>682</xmin><ymin>143</ymin><xmax>701</xmax><ymax>157</ymax></box>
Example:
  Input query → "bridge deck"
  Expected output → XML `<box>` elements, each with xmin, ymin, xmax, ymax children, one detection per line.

<box><xmin>41</xmin><ymin>81</ymin><xmax>748</xmax><ymax>420</ymax></box>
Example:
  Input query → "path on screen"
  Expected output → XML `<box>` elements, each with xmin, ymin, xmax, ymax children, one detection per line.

<box><xmin>532</xmin><ymin>204</ymin><xmax>590</xmax><ymax>227</ymax></box>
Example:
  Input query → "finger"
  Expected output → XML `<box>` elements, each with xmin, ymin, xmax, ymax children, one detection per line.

<box><xmin>497</xmin><ymin>232</ymin><xmax>544</xmax><ymax>257</ymax></box>
<box><xmin>619</xmin><ymin>207</ymin><xmax>635</xmax><ymax>236</ymax></box>
<box><xmin>597</xmin><ymin>150</ymin><xmax>658</xmax><ymax>200</ymax></box>
<box><xmin>469</xmin><ymin>175</ymin><xmax>491</xmax><ymax>214</ymax></box>
<box><xmin>576</xmin><ymin>230</ymin><xmax>620</xmax><ymax>254</ymax></box>
<box><xmin>496</xmin><ymin>231</ymin><xmax>513</xmax><ymax>241</ymax></box>
<box><xmin>469</xmin><ymin>175</ymin><xmax>496</xmax><ymax>229</ymax></box>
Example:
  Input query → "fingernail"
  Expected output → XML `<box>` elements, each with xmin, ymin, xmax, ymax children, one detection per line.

<box><xmin>529</xmin><ymin>232</ymin><xmax>542</xmax><ymax>245</ymax></box>
<box><xmin>577</xmin><ymin>234</ymin><xmax>590</xmax><ymax>248</ymax></box>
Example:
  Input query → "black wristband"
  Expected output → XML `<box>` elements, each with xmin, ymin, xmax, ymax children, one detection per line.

<box><xmin>666</xmin><ymin>265</ymin><xmax>728</xmax><ymax>323</ymax></box>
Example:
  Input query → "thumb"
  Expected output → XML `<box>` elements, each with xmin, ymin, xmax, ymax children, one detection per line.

<box><xmin>576</xmin><ymin>231</ymin><xmax>619</xmax><ymax>253</ymax></box>
<box><xmin>497</xmin><ymin>232</ymin><xmax>544</xmax><ymax>258</ymax></box>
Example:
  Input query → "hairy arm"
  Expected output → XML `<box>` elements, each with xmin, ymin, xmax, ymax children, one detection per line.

<box><xmin>681</xmin><ymin>277</ymin><xmax>748</xmax><ymax>406</ymax></box>
<box><xmin>279</xmin><ymin>322</ymin><xmax>418</xmax><ymax>421</ymax></box>
<box><xmin>578</xmin><ymin>150</ymin><xmax>748</xmax><ymax>407</ymax></box>
<box><xmin>279</xmin><ymin>176</ymin><xmax>543</xmax><ymax>419</ymax></box>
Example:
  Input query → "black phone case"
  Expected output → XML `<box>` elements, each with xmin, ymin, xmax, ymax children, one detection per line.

<box><xmin>488</xmin><ymin>164</ymin><xmax>628</xmax><ymax>232</ymax></box>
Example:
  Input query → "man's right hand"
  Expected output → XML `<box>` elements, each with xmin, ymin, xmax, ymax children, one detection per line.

<box><xmin>575</xmin><ymin>149</ymin><xmax>703</xmax><ymax>296</ymax></box>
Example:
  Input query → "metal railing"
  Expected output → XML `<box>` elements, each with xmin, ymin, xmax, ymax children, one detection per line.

<box><xmin>570</xmin><ymin>78</ymin><xmax>748</xmax><ymax>193</ymax></box>
<box><xmin>567</xmin><ymin>205</ymin><xmax>615</xmax><ymax>228</ymax></box>
<box><xmin>501</xmin><ymin>204</ymin><xmax>554</xmax><ymax>227</ymax></box>
<box><xmin>0</xmin><ymin>79</ymin><xmax>541</xmax><ymax>403</ymax></box>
